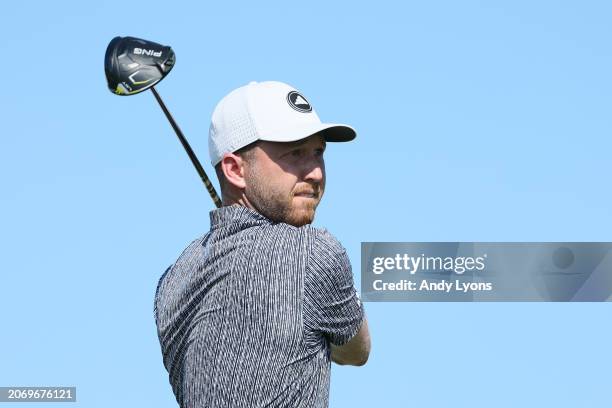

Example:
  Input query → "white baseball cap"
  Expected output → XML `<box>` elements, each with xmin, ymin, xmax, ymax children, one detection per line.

<box><xmin>208</xmin><ymin>81</ymin><xmax>356</xmax><ymax>166</ymax></box>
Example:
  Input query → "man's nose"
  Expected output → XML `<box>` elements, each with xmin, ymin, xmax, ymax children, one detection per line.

<box><xmin>303</xmin><ymin>160</ymin><xmax>324</xmax><ymax>183</ymax></box>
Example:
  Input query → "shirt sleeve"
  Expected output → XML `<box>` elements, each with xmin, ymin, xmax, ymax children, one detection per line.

<box><xmin>303</xmin><ymin>228</ymin><xmax>365</xmax><ymax>346</ymax></box>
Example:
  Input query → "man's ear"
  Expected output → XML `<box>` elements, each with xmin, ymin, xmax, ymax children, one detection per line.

<box><xmin>220</xmin><ymin>153</ymin><xmax>247</xmax><ymax>190</ymax></box>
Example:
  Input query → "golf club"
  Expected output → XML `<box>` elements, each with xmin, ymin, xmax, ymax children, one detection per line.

<box><xmin>104</xmin><ymin>36</ymin><xmax>222</xmax><ymax>208</ymax></box>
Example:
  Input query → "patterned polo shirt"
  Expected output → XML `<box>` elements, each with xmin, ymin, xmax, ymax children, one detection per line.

<box><xmin>154</xmin><ymin>205</ymin><xmax>364</xmax><ymax>407</ymax></box>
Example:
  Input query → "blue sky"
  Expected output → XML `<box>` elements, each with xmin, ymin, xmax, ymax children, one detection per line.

<box><xmin>1</xmin><ymin>1</ymin><xmax>610</xmax><ymax>406</ymax></box>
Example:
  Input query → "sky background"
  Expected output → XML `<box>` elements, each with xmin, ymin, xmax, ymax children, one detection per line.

<box><xmin>1</xmin><ymin>0</ymin><xmax>611</xmax><ymax>406</ymax></box>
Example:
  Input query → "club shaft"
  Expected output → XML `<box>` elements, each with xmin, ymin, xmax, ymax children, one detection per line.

<box><xmin>150</xmin><ymin>87</ymin><xmax>222</xmax><ymax>208</ymax></box>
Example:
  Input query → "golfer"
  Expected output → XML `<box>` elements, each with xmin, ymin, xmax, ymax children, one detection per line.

<box><xmin>154</xmin><ymin>81</ymin><xmax>370</xmax><ymax>408</ymax></box>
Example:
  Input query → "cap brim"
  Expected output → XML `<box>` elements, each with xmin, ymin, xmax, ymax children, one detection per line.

<box><xmin>258</xmin><ymin>122</ymin><xmax>356</xmax><ymax>144</ymax></box>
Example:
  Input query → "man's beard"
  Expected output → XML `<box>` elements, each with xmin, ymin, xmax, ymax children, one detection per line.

<box><xmin>245</xmin><ymin>168</ymin><xmax>322</xmax><ymax>227</ymax></box>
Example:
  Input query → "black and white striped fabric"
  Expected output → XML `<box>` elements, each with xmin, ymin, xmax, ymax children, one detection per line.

<box><xmin>154</xmin><ymin>205</ymin><xmax>364</xmax><ymax>407</ymax></box>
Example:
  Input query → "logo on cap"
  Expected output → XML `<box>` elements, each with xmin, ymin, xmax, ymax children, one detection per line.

<box><xmin>287</xmin><ymin>91</ymin><xmax>312</xmax><ymax>113</ymax></box>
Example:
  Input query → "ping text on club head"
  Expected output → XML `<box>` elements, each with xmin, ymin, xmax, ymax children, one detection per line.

<box><xmin>133</xmin><ymin>48</ymin><xmax>162</xmax><ymax>57</ymax></box>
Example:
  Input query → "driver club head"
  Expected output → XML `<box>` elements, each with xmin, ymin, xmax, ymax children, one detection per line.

<box><xmin>104</xmin><ymin>36</ymin><xmax>175</xmax><ymax>95</ymax></box>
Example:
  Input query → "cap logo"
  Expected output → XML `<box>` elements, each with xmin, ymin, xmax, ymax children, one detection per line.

<box><xmin>287</xmin><ymin>91</ymin><xmax>312</xmax><ymax>113</ymax></box>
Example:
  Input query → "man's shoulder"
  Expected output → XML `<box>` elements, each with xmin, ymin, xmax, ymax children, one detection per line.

<box><xmin>252</xmin><ymin>222</ymin><xmax>347</xmax><ymax>259</ymax></box>
<box><xmin>158</xmin><ymin>234</ymin><xmax>210</xmax><ymax>282</ymax></box>
<box><xmin>292</xmin><ymin>226</ymin><xmax>350</xmax><ymax>281</ymax></box>
<box><xmin>305</xmin><ymin>225</ymin><xmax>347</xmax><ymax>257</ymax></box>
<box><xmin>176</xmin><ymin>234</ymin><xmax>209</xmax><ymax>261</ymax></box>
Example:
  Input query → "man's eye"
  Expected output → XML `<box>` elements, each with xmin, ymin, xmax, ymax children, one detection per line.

<box><xmin>315</xmin><ymin>148</ymin><xmax>325</xmax><ymax>157</ymax></box>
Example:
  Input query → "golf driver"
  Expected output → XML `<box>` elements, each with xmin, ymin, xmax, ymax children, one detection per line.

<box><xmin>104</xmin><ymin>36</ymin><xmax>222</xmax><ymax>208</ymax></box>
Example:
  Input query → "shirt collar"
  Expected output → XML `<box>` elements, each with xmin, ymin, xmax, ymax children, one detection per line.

<box><xmin>209</xmin><ymin>204</ymin><xmax>274</xmax><ymax>230</ymax></box>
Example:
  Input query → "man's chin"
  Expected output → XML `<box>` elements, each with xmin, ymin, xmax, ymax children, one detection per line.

<box><xmin>286</xmin><ymin>208</ymin><xmax>316</xmax><ymax>227</ymax></box>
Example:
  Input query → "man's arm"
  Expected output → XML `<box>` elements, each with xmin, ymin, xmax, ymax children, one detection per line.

<box><xmin>330</xmin><ymin>317</ymin><xmax>371</xmax><ymax>366</ymax></box>
<box><xmin>305</xmin><ymin>228</ymin><xmax>371</xmax><ymax>366</ymax></box>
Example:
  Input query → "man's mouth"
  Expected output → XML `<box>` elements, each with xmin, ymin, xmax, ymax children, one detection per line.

<box><xmin>294</xmin><ymin>191</ymin><xmax>318</xmax><ymax>198</ymax></box>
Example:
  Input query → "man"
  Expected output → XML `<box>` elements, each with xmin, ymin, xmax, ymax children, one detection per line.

<box><xmin>154</xmin><ymin>81</ymin><xmax>370</xmax><ymax>408</ymax></box>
